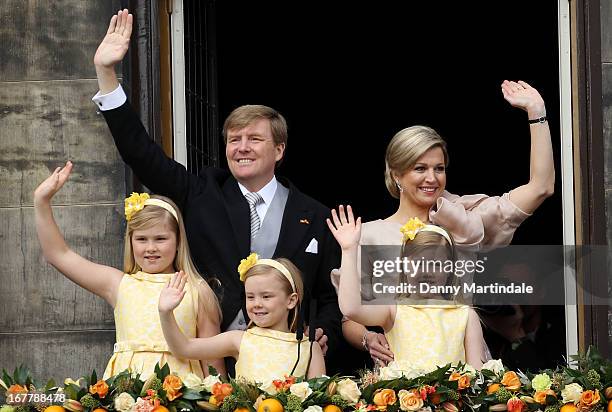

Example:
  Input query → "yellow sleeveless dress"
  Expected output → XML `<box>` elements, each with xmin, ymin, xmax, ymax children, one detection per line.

<box><xmin>103</xmin><ymin>271</ymin><xmax>203</xmax><ymax>380</ymax></box>
<box><xmin>385</xmin><ymin>303</ymin><xmax>469</xmax><ymax>373</ymax></box>
<box><xmin>235</xmin><ymin>327</ymin><xmax>311</xmax><ymax>382</ymax></box>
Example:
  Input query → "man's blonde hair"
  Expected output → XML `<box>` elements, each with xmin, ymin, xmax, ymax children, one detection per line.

<box><xmin>222</xmin><ymin>104</ymin><xmax>288</xmax><ymax>147</ymax></box>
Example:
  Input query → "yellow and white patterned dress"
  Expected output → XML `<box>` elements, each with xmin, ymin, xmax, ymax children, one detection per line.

<box><xmin>103</xmin><ymin>271</ymin><xmax>203</xmax><ymax>380</ymax></box>
<box><xmin>235</xmin><ymin>327</ymin><xmax>311</xmax><ymax>382</ymax></box>
<box><xmin>385</xmin><ymin>303</ymin><xmax>468</xmax><ymax>372</ymax></box>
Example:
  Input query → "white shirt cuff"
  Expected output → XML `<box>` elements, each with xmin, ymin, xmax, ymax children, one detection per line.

<box><xmin>92</xmin><ymin>85</ymin><xmax>127</xmax><ymax>111</ymax></box>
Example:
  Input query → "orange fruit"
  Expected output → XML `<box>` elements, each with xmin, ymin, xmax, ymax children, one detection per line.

<box><xmin>487</xmin><ymin>384</ymin><xmax>501</xmax><ymax>395</ymax></box>
<box><xmin>323</xmin><ymin>406</ymin><xmax>342</xmax><ymax>412</ymax></box>
<box><xmin>235</xmin><ymin>408</ymin><xmax>250</xmax><ymax>412</ymax></box>
<box><xmin>257</xmin><ymin>398</ymin><xmax>284</xmax><ymax>412</ymax></box>
<box><xmin>560</xmin><ymin>404</ymin><xmax>578</xmax><ymax>412</ymax></box>
<box><xmin>44</xmin><ymin>407</ymin><xmax>66</xmax><ymax>412</ymax></box>
<box><xmin>607</xmin><ymin>400</ymin><xmax>612</xmax><ymax>412</ymax></box>
<box><xmin>92</xmin><ymin>409</ymin><xmax>107</xmax><ymax>412</ymax></box>
<box><xmin>152</xmin><ymin>406</ymin><xmax>170</xmax><ymax>412</ymax></box>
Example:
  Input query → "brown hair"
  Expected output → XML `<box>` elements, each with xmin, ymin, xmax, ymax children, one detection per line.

<box><xmin>123</xmin><ymin>195</ymin><xmax>222</xmax><ymax>323</ymax></box>
<box><xmin>242</xmin><ymin>258</ymin><xmax>304</xmax><ymax>332</ymax></box>
<box><xmin>222</xmin><ymin>104</ymin><xmax>288</xmax><ymax>147</ymax></box>
<box><xmin>384</xmin><ymin>126</ymin><xmax>449</xmax><ymax>199</ymax></box>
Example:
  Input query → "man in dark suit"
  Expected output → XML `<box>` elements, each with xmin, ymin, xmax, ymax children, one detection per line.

<box><xmin>92</xmin><ymin>9</ymin><xmax>342</xmax><ymax>371</ymax></box>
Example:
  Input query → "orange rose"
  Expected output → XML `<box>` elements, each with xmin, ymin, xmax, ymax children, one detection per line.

<box><xmin>501</xmin><ymin>372</ymin><xmax>521</xmax><ymax>391</ymax></box>
<box><xmin>534</xmin><ymin>390</ymin><xmax>557</xmax><ymax>405</ymax></box>
<box><xmin>7</xmin><ymin>384</ymin><xmax>28</xmax><ymax>394</ymax></box>
<box><xmin>89</xmin><ymin>380</ymin><xmax>109</xmax><ymax>399</ymax></box>
<box><xmin>450</xmin><ymin>372</ymin><xmax>471</xmax><ymax>390</ymax></box>
<box><xmin>507</xmin><ymin>397</ymin><xmax>526</xmax><ymax>412</ymax></box>
<box><xmin>579</xmin><ymin>390</ymin><xmax>601</xmax><ymax>408</ymax></box>
<box><xmin>211</xmin><ymin>383</ymin><xmax>233</xmax><ymax>404</ymax></box>
<box><xmin>163</xmin><ymin>375</ymin><xmax>183</xmax><ymax>401</ymax></box>
<box><xmin>398</xmin><ymin>390</ymin><xmax>423</xmax><ymax>411</ymax></box>
<box><xmin>373</xmin><ymin>389</ymin><xmax>397</xmax><ymax>410</ymax></box>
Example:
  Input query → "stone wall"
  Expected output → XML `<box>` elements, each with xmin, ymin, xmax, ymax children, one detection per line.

<box><xmin>0</xmin><ymin>0</ymin><xmax>123</xmax><ymax>380</ymax></box>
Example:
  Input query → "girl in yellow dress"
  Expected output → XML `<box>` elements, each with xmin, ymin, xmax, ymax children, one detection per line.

<box><xmin>34</xmin><ymin>161</ymin><xmax>224</xmax><ymax>379</ymax></box>
<box><xmin>158</xmin><ymin>254</ymin><xmax>325</xmax><ymax>383</ymax></box>
<box><xmin>327</xmin><ymin>205</ymin><xmax>485</xmax><ymax>373</ymax></box>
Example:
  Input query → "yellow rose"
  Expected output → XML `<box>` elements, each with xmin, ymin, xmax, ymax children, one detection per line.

<box><xmin>374</xmin><ymin>389</ymin><xmax>397</xmax><ymax>410</ymax></box>
<box><xmin>534</xmin><ymin>390</ymin><xmax>556</xmax><ymax>405</ymax></box>
<box><xmin>89</xmin><ymin>380</ymin><xmax>109</xmax><ymax>398</ymax></box>
<box><xmin>449</xmin><ymin>372</ymin><xmax>470</xmax><ymax>390</ymax></box>
<box><xmin>579</xmin><ymin>390</ymin><xmax>600</xmax><ymax>408</ymax></box>
<box><xmin>163</xmin><ymin>374</ymin><xmax>183</xmax><ymax>401</ymax></box>
<box><xmin>336</xmin><ymin>378</ymin><xmax>361</xmax><ymax>404</ymax></box>
<box><xmin>501</xmin><ymin>371</ymin><xmax>521</xmax><ymax>391</ymax></box>
<box><xmin>398</xmin><ymin>390</ymin><xmax>423</xmax><ymax>412</ymax></box>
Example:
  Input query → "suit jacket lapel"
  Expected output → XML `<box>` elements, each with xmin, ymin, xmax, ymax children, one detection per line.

<box><xmin>275</xmin><ymin>182</ymin><xmax>314</xmax><ymax>258</ymax></box>
<box><xmin>222</xmin><ymin>178</ymin><xmax>251</xmax><ymax>259</ymax></box>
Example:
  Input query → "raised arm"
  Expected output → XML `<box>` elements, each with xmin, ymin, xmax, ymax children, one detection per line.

<box><xmin>464</xmin><ymin>308</ymin><xmax>485</xmax><ymax>369</ymax></box>
<box><xmin>159</xmin><ymin>273</ymin><xmax>241</xmax><ymax>360</ymax></box>
<box><xmin>33</xmin><ymin>162</ymin><xmax>123</xmax><ymax>307</ymax></box>
<box><xmin>326</xmin><ymin>206</ymin><xmax>393</xmax><ymax>328</ymax></box>
<box><xmin>93</xmin><ymin>9</ymin><xmax>132</xmax><ymax>94</ymax></box>
<box><xmin>502</xmin><ymin>80</ymin><xmax>555</xmax><ymax>214</ymax></box>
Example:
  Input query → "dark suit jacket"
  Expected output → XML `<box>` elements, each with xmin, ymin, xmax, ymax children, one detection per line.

<box><xmin>101</xmin><ymin>101</ymin><xmax>342</xmax><ymax>362</ymax></box>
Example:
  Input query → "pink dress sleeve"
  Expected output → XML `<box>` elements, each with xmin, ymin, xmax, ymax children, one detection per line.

<box><xmin>429</xmin><ymin>191</ymin><xmax>531</xmax><ymax>249</ymax></box>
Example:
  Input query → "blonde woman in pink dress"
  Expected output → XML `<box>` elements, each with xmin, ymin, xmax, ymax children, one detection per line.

<box><xmin>333</xmin><ymin>80</ymin><xmax>555</xmax><ymax>367</ymax></box>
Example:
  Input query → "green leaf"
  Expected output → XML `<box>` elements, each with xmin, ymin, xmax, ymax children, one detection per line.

<box><xmin>160</xmin><ymin>363</ymin><xmax>171</xmax><ymax>380</ymax></box>
<box><xmin>208</xmin><ymin>366</ymin><xmax>219</xmax><ymax>376</ymax></box>
<box><xmin>45</xmin><ymin>379</ymin><xmax>57</xmax><ymax>391</ymax></box>
<box><xmin>90</xmin><ymin>370</ymin><xmax>98</xmax><ymax>385</ymax></box>
<box><xmin>182</xmin><ymin>388</ymin><xmax>206</xmax><ymax>400</ymax></box>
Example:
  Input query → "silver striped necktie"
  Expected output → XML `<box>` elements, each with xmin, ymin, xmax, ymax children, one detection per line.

<box><xmin>244</xmin><ymin>192</ymin><xmax>264</xmax><ymax>240</ymax></box>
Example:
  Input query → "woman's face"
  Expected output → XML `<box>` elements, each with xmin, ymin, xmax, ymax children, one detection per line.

<box><xmin>396</xmin><ymin>146</ymin><xmax>446</xmax><ymax>209</ymax></box>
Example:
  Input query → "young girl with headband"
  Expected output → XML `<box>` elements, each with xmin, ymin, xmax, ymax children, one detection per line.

<box><xmin>327</xmin><ymin>205</ymin><xmax>485</xmax><ymax>372</ymax></box>
<box><xmin>34</xmin><ymin>161</ymin><xmax>223</xmax><ymax>379</ymax></box>
<box><xmin>158</xmin><ymin>253</ymin><xmax>325</xmax><ymax>382</ymax></box>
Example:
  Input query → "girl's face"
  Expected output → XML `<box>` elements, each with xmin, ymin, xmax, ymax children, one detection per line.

<box><xmin>396</xmin><ymin>147</ymin><xmax>446</xmax><ymax>210</ymax></box>
<box><xmin>131</xmin><ymin>222</ymin><xmax>177</xmax><ymax>274</ymax></box>
<box><xmin>408</xmin><ymin>246</ymin><xmax>451</xmax><ymax>299</ymax></box>
<box><xmin>244</xmin><ymin>272</ymin><xmax>298</xmax><ymax>332</ymax></box>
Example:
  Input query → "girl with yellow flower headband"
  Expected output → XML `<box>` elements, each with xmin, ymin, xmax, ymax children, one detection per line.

<box><xmin>158</xmin><ymin>254</ymin><xmax>325</xmax><ymax>382</ymax></box>
<box><xmin>34</xmin><ymin>161</ymin><xmax>224</xmax><ymax>380</ymax></box>
<box><xmin>327</xmin><ymin>205</ymin><xmax>485</xmax><ymax>372</ymax></box>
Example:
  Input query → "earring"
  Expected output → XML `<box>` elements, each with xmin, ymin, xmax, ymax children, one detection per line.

<box><xmin>395</xmin><ymin>180</ymin><xmax>403</xmax><ymax>193</ymax></box>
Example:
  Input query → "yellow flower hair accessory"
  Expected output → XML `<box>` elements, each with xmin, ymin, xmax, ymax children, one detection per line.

<box><xmin>237</xmin><ymin>252</ymin><xmax>297</xmax><ymax>292</ymax></box>
<box><xmin>238</xmin><ymin>253</ymin><xmax>259</xmax><ymax>281</ymax></box>
<box><xmin>125</xmin><ymin>192</ymin><xmax>150</xmax><ymax>221</ymax></box>
<box><xmin>400</xmin><ymin>217</ymin><xmax>426</xmax><ymax>241</ymax></box>
<box><xmin>124</xmin><ymin>192</ymin><xmax>179</xmax><ymax>222</ymax></box>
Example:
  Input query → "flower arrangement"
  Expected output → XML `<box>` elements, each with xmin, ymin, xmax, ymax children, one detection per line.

<box><xmin>1</xmin><ymin>347</ymin><xmax>610</xmax><ymax>412</ymax></box>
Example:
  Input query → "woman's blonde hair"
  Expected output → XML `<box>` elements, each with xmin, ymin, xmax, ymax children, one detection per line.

<box><xmin>384</xmin><ymin>125</ymin><xmax>449</xmax><ymax>199</ymax></box>
<box><xmin>242</xmin><ymin>258</ymin><xmax>304</xmax><ymax>332</ymax></box>
<box><xmin>123</xmin><ymin>195</ymin><xmax>221</xmax><ymax>323</ymax></box>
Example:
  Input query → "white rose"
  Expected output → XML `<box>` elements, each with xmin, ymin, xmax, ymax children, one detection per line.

<box><xmin>183</xmin><ymin>373</ymin><xmax>205</xmax><ymax>390</ymax></box>
<box><xmin>417</xmin><ymin>408</ymin><xmax>432</xmax><ymax>412</ymax></box>
<box><xmin>114</xmin><ymin>392</ymin><xmax>135</xmax><ymax>412</ymax></box>
<box><xmin>290</xmin><ymin>382</ymin><xmax>313</xmax><ymax>401</ymax></box>
<box><xmin>379</xmin><ymin>361</ymin><xmax>403</xmax><ymax>380</ymax></box>
<box><xmin>401</xmin><ymin>365</ymin><xmax>428</xmax><ymax>380</ymax></box>
<box><xmin>561</xmin><ymin>383</ymin><xmax>583</xmax><ymax>404</ymax></box>
<box><xmin>462</xmin><ymin>364</ymin><xmax>477</xmax><ymax>377</ymax></box>
<box><xmin>481</xmin><ymin>359</ymin><xmax>505</xmax><ymax>375</ymax></box>
<box><xmin>202</xmin><ymin>375</ymin><xmax>222</xmax><ymax>392</ymax></box>
<box><xmin>304</xmin><ymin>406</ymin><xmax>323</xmax><ymax>412</ymax></box>
<box><xmin>336</xmin><ymin>378</ymin><xmax>361</xmax><ymax>404</ymax></box>
<box><xmin>259</xmin><ymin>380</ymin><xmax>278</xmax><ymax>395</ymax></box>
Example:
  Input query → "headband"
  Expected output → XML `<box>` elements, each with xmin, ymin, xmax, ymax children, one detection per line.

<box><xmin>400</xmin><ymin>217</ymin><xmax>453</xmax><ymax>245</ymax></box>
<box><xmin>124</xmin><ymin>192</ymin><xmax>178</xmax><ymax>222</ymax></box>
<box><xmin>237</xmin><ymin>253</ymin><xmax>296</xmax><ymax>292</ymax></box>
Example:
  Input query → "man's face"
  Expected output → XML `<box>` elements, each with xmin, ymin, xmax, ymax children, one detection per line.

<box><xmin>225</xmin><ymin>118</ymin><xmax>285</xmax><ymax>191</ymax></box>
